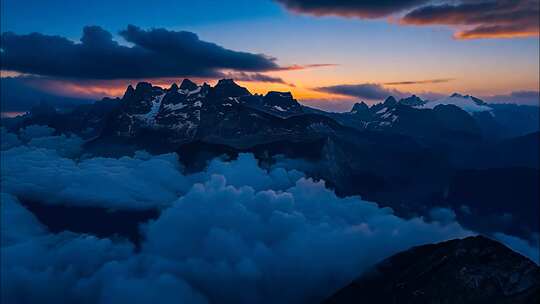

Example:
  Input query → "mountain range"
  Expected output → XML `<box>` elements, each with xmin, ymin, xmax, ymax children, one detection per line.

<box><xmin>3</xmin><ymin>79</ymin><xmax>539</xmax><ymax>241</ymax></box>
<box><xmin>2</xmin><ymin>78</ymin><xmax>539</xmax><ymax>303</ymax></box>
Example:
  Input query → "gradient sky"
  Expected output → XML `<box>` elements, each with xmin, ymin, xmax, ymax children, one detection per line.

<box><xmin>1</xmin><ymin>0</ymin><xmax>539</xmax><ymax>111</ymax></box>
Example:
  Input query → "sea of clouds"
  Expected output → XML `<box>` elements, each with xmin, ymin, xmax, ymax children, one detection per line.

<box><xmin>1</xmin><ymin>125</ymin><xmax>538</xmax><ymax>304</ymax></box>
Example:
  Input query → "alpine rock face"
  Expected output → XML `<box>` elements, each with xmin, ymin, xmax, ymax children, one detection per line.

<box><xmin>323</xmin><ymin>236</ymin><xmax>540</xmax><ymax>304</ymax></box>
<box><xmin>109</xmin><ymin>80</ymin><xmax>207</xmax><ymax>142</ymax></box>
<box><xmin>103</xmin><ymin>79</ymin><xmax>339</xmax><ymax>147</ymax></box>
<box><xmin>331</xmin><ymin>95</ymin><xmax>481</xmax><ymax>140</ymax></box>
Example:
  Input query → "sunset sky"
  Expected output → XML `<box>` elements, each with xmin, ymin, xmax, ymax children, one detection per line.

<box><xmin>1</xmin><ymin>0</ymin><xmax>539</xmax><ymax>111</ymax></box>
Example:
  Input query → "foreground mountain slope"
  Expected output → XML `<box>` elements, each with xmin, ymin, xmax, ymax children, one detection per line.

<box><xmin>323</xmin><ymin>236</ymin><xmax>540</xmax><ymax>304</ymax></box>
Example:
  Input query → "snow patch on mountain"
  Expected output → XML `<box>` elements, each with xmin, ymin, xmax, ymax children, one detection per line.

<box><xmin>419</xmin><ymin>94</ymin><xmax>493</xmax><ymax>114</ymax></box>
<box><xmin>134</xmin><ymin>93</ymin><xmax>166</xmax><ymax>125</ymax></box>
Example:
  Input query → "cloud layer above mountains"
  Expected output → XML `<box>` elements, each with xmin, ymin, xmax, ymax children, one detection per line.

<box><xmin>1</xmin><ymin>126</ymin><xmax>538</xmax><ymax>303</ymax></box>
<box><xmin>276</xmin><ymin>0</ymin><xmax>539</xmax><ymax>39</ymax></box>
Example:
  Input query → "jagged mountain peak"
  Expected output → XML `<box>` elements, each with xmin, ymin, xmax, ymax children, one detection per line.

<box><xmin>180</xmin><ymin>78</ymin><xmax>198</xmax><ymax>91</ymax></box>
<box><xmin>260</xmin><ymin>91</ymin><xmax>303</xmax><ymax>116</ymax></box>
<box><xmin>399</xmin><ymin>94</ymin><xmax>425</xmax><ymax>106</ymax></box>
<box><xmin>265</xmin><ymin>91</ymin><xmax>293</xmax><ymax>98</ymax></box>
<box><xmin>212</xmin><ymin>78</ymin><xmax>251</xmax><ymax>98</ymax></box>
<box><xmin>350</xmin><ymin>102</ymin><xmax>369</xmax><ymax>113</ymax></box>
<box><xmin>168</xmin><ymin>83</ymin><xmax>179</xmax><ymax>91</ymax></box>
<box><xmin>451</xmin><ymin>92</ymin><xmax>465</xmax><ymax>98</ymax></box>
<box><xmin>134</xmin><ymin>81</ymin><xmax>153</xmax><ymax>91</ymax></box>
<box><xmin>123</xmin><ymin>84</ymin><xmax>136</xmax><ymax>100</ymax></box>
<box><xmin>449</xmin><ymin>93</ymin><xmax>486</xmax><ymax>105</ymax></box>
<box><xmin>383</xmin><ymin>96</ymin><xmax>397</xmax><ymax>106</ymax></box>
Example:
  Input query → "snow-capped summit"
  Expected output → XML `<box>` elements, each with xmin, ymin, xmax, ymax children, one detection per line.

<box><xmin>399</xmin><ymin>95</ymin><xmax>425</xmax><ymax>107</ymax></box>
<box><xmin>419</xmin><ymin>93</ymin><xmax>492</xmax><ymax>114</ymax></box>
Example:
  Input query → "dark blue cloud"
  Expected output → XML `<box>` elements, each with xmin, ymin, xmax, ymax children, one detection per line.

<box><xmin>0</xmin><ymin>77</ymin><xmax>93</xmax><ymax>111</ymax></box>
<box><xmin>1</xmin><ymin>25</ymin><xmax>279</xmax><ymax>79</ymax></box>
<box><xmin>275</xmin><ymin>0</ymin><xmax>428</xmax><ymax>18</ymax></box>
<box><xmin>276</xmin><ymin>0</ymin><xmax>539</xmax><ymax>39</ymax></box>
<box><xmin>401</xmin><ymin>0</ymin><xmax>539</xmax><ymax>39</ymax></box>
<box><xmin>483</xmin><ymin>90</ymin><xmax>540</xmax><ymax>105</ymax></box>
<box><xmin>1</xmin><ymin>130</ymin><xmax>477</xmax><ymax>303</ymax></box>
<box><xmin>315</xmin><ymin>83</ymin><xmax>406</xmax><ymax>100</ymax></box>
<box><xmin>1</xmin><ymin>128</ymin><xmax>537</xmax><ymax>304</ymax></box>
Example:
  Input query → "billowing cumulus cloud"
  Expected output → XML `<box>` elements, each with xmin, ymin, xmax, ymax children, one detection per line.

<box><xmin>0</xmin><ymin>25</ymin><xmax>279</xmax><ymax>79</ymax></box>
<box><xmin>276</xmin><ymin>0</ymin><xmax>539</xmax><ymax>39</ymax></box>
<box><xmin>1</xmin><ymin>128</ymin><xmax>537</xmax><ymax>303</ymax></box>
<box><xmin>1</xmin><ymin>129</ymin><xmax>302</xmax><ymax>210</ymax></box>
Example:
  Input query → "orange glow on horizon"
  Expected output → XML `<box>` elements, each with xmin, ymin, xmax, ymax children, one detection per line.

<box><xmin>454</xmin><ymin>30</ymin><xmax>540</xmax><ymax>40</ymax></box>
<box><xmin>237</xmin><ymin>81</ymin><xmax>348</xmax><ymax>100</ymax></box>
<box><xmin>29</xmin><ymin>77</ymin><xmax>348</xmax><ymax>101</ymax></box>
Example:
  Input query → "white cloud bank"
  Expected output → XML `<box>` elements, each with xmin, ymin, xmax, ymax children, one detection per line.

<box><xmin>1</xmin><ymin>126</ymin><xmax>537</xmax><ymax>304</ymax></box>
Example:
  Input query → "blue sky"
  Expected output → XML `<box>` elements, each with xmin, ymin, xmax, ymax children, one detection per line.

<box><xmin>1</xmin><ymin>0</ymin><xmax>539</xmax><ymax>108</ymax></box>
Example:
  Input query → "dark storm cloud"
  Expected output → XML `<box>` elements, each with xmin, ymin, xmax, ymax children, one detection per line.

<box><xmin>275</xmin><ymin>0</ymin><xmax>539</xmax><ymax>39</ymax></box>
<box><xmin>275</xmin><ymin>0</ymin><xmax>429</xmax><ymax>18</ymax></box>
<box><xmin>401</xmin><ymin>0</ymin><xmax>539</xmax><ymax>39</ymax></box>
<box><xmin>0</xmin><ymin>25</ymin><xmax>280</xmax><ymax>79</ymax></box>
<box><xmin>315</xmin><ymin>83</ymin><xmax>407</xmax><ymax>100</ymax></box>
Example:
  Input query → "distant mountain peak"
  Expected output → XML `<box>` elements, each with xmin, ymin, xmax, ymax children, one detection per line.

<box><xmin>470</xmin><ymin>95</ymin><xmax>487</xmax><ymax>105</ymax></box>
<box><xmin>451</xmin><ymin>92</ymin><xmax>465</xmax><ymax>98</ymax></box>
<box><xmin>418</xmin><ymin>93</ymin><xmax>492</xmax><ymax>113</ymax></box>
<box><xmin>383</xmin><ymin>96</ymin><xmax>397</xmax><ymax>106</ymax></box>
<box><xmin>265</xmin><ymin>91</ymin><xmax>293</xmax><ymax>99</ymax></box>
<box><xmin>213</xmin><ymin>79</ymin><xmax>251</xmax><ymax>98</ymax></box>
<box><xmin>261</xmin><ymin>91</ymin><xmax>303</xmax><ymax>116</ymax></box>
<box><xmin>169</xmin><ymin>83</ymin><xmax>179</xmax><ymax>91</ymax></box>
<box><xmin>123</xmin><ymin>84</ymin><xmax>135</xmax><ymax>100</ymax></box>
<box><xmin>399</xmin><ymin>95</ymin><xmax>425</xmax><ymax>107</ymax></box>
<box><xmin>134</xmin><ymin>81</ymin><xmax>153</xmax><ymax>92</ymax></box>
<box><xmin>350</xmin><ymin>102</ymin><xmax>369</xmax><ymax>113</ymax></box>
<box><xmin>180</xmin><ymin>79</ymin><xmax>198</xmax><ymax>91</ymax></box>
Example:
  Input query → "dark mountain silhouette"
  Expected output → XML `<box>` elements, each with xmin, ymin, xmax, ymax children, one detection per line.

<box><xmin>323</xmin><ymin>236</ymin><xmax>540</xmax><ymax>304</ymax></box>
